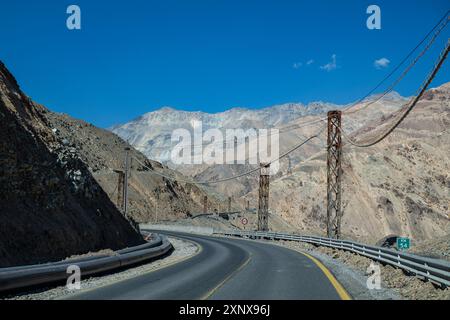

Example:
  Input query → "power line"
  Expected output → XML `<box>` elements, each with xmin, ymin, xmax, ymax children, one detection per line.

<box><xmin>125</xmin><ymin>12</ymin><xmax>449</xmax><ymax>157</ymax></box>
<box><xmin>131</xmin><ymin>154</ymin><xmax>260</xmax><ymax>185</ymax></box>
<box><xmin>204</xmin><ymin>132</ymin><xmax>325</xmax><ymax>185</ymax></box>
<box><xmin>342</xmin><ymin>39</ymin><xmax>449</xmax><ymax>148</ymax></box>
<box><xmin>120</xmin><ymin>12</ymin><xmax>449</xmax><ymax>193</ymax></box>
<box><xmin>131</xmin><ymin>156</ymin><xmax>197</xmax><ymax>184</ymax></box>
<box><xmin>130</xmin><ymin>126</ymin><xmax>326</xmax><ymax>185</ymax></box>
<box><xmin>343</xmin><ymin>10</ymin><xmax>449</xmax><ymax>115</ymax></box>
<box><xmin>275</xmin><ymin>126</ymin><xmax>326</xmax><ymax>162</ymax></box>
<box><xmin>131</xmin><ymin>116</ymin><xmax>327</xmax><ymax>151</ymax></box>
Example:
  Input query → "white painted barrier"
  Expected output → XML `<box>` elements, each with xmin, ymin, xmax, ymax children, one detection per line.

<box><xmin>141</xmin><ymin>224</ymin><xmax>214</xmax><ymax>235</ymax></box>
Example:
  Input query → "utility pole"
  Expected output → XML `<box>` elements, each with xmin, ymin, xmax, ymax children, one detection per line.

<box><xmin>287</xmin><ymin>156</ymin><xmax>292</xmax><ymax>175</ymax></box>
<box><xmin>258</xmin><ymin>163</ymin><xmax>270</xmax><ymax>231</ymax></box>
<box><xmin>326</xmin><ymin>111</ymin><xmax>343</xmax><ymax>239</ymax></box>
<box><xmin>186</xmin><ymin>184</ymin><xmax>191</xmax><ymax>195</ymax></box>
<box><xmin>203</xmin><ymin>195</ymin><xmax>208</xmax><ymax>214</ymax></box>
<box><xmin>234</xmin><ymin>136</ymin><xmax>238</xmax><ymax>165</ymax></box>
<box><xmin>123</xmin><ymin>147</ymin><xmax>131</xmax><ymax>218</ymax></box>
<box><xmin>228</xmin><ymin>196</ymin><xmax>232</xmax><ymax>212</ymax></box>
<box><xmin>155</xmin><ymin>190</ymin><xmax>159</xmax><ymax>224</ymax></box>
<box><xmin>114</xmin><ymin>169</ymin><xmax>125</xmax><ymax>211</ymax></box>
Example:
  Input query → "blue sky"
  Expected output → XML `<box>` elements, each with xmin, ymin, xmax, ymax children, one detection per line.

<box><xmin>0</xmin><ymin>1</ymin><xmax>449</xmax><ymax>128</ymax></box>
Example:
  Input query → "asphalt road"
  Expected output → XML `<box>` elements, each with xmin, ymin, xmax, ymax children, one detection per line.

<box><xmin>66</xmin><ymin>231</ymin><xmax>348</xmax><ymax>300</ymax></box>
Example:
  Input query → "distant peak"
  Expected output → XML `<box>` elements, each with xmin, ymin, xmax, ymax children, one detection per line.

<box><xmin>158</xmin><ymin>106</ymin><xmax>176</xmax><ymax>112</ymax></box>
<box><xmin>135</xmin><ymin>106</ymin><xmax>177</xmax><ymax>120</ymax></box>
<box><xmin>365</xmin><ymin>91</ymin><xmax>406</xmax><ymax>102</ymax></box>
<box><xmin>430</xmin><ymin>81</ymin><xmax>450</xmax><ymax>91</ymax></box>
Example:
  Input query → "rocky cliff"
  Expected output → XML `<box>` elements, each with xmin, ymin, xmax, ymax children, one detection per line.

<box><xmin>260</xmin><ymin>83</ymin><xmax>450</xmax><ymax>243</ymax></box>
<box><xmin>42</xmin><ymin>110</ymin><xmax>223</xmax><ymax>223</ymax></box>
<box><xmin>0</xmin><ymin>62</ymin><xmax>143</xmax><ymax>267</ymax></box>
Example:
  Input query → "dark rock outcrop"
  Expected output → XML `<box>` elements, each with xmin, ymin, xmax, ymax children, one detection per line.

<box><xmin>0</xmin><ymin>61</ymin><xmax>143</xmax><ymax>267</ymax></box>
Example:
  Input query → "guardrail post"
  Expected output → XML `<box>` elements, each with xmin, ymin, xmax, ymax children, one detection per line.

<box><xmin>425</xmin><ymin>264</ymin><xmax>430</xmax><ymax>276</ymax></box>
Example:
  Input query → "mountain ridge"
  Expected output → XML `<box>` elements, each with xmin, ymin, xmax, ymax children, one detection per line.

<box><xmin>109</xmin><ymin>90</ymin><xmax>407</xmax><ymax>130</ymax></box>
<box><xmin>110</xmin><ymin>82</ymin><xmax>449</xmax><ymax>243</ymax></box>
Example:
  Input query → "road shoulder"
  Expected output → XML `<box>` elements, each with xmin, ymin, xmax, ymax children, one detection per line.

<box><xmin>215</xmin><ymin>235</ymin><xmax>400</xmax><ymax>300</ymax></box>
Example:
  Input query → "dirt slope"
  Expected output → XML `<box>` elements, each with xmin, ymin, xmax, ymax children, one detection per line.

<box><xmin>42</xmin><ymin>111</ymin><xmax>223</xmax><ymax>223</ymax></box>
<box><xmin>264</xmin><ymin>83</ymin><xmax>450</xmax><ymax>243</ymax></box>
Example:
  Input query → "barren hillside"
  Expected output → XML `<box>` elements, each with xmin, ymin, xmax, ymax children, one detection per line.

<box><xmin>112</xmin><ymin>82</ymin><xmax>450</xmax><ymax>243</ymax></box>
<box><xmin>0</xmin><ymin>62</ymin><xmax>143</xmax><ymax>267</ymax></box>
<box><xmin>41</xmin><ymin>101</ymin><xmax>224</xmax><ymax>224</ymax></box>
<box><xmin>264</xmin><ymin>83</ymin><xmax>450</xmax><ymax>243</ymax></box>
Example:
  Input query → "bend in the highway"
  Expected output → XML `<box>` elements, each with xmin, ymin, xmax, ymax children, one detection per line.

<box><xmin>65</xmin><ymin>231</ymin><xmax>350</xmax><ymax>300</ymax></box>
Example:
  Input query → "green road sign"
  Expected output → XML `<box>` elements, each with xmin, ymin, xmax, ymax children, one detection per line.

<box><xmin>396</xmin><ymin>237</ymin><xmax>410</xmax><ymax>250</ymax></box>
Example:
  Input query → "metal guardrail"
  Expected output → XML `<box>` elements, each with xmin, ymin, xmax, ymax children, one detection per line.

<box><xmin>190</xmin><ymin>211</ymin><xmax>241</xmax><ymax>219</ymax></box>
<box><xmin>215</xmin><ymin>230</ymin><xmax>450</xmax><ymax>288</ymax></box>
<box><xmin>0</xmin><ymin>233</ymin><xmax>173</xmax><ymax>293</ymax></box>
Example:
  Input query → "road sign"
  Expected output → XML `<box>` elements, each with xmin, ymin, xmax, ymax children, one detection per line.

<box><xmin>241</xmin><ymin>218</ymin><xmax>248</xmax><ymax>225</ymax></box>
<box><xmin>396</xmin><ymin>237</ymin><xmax>410</xmax><ymax>250</ymax></box>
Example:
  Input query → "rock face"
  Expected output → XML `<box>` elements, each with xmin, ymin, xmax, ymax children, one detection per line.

<box><xmin>264</xmin><ymin>83</ymin><xmax>450</xmax><ymax>243</ymax></box>
<box><xmin>0</xmin><ymin>62</ymin><xmax>143</xmax><ymax>267</ymax></box>
<box><xmin>110</xmin><ymin>82</ymin><xmax>449</xmax><ymax>243</ymax></box>
<box><xmin>110</xmin><ymin>103</ymin><xmax>340</xmax><ymax>164</ymax></box>
<box><xmin>42</xmin><ymin>109</ymin><xmax>222</xmax><ymax>223</ymax></box>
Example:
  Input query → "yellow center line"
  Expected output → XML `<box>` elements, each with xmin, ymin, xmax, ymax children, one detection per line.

<box><xmin>214</xmin><ymin>234</ymin><xmax>352</xmax><ymax>300</ymax></box>
<box><xmin>200</xmin><ymin>253</ymin><xmax>252</xmax><ymax>300</ymax></box>
<box><xmin>299</xmin><ymin>251</ymin><xmax>352</xmax><ymax>300</ymax></box>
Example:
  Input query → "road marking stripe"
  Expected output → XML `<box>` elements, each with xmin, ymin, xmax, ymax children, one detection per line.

<box><xmin>200</xmin><ymin>254</ymin><xmax>252</xmax><ymax>300</ymax></box>
<box><xmin>214</xmin><ymin>234</ymin><xmax>352</xmax><ymax>300</ymax></box>
<box><xmin>299</xmin><ymin>251</ymin><xmax>352</xmax><ymax>300</ymax></box>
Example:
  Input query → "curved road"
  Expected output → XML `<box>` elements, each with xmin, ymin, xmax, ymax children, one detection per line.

<box><xmin>66</xmin><ymin>231</ymin><xmax>349</xmax><ymax>300</ymax></box>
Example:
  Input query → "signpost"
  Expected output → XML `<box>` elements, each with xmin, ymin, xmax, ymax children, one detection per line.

<box><xmin>396</xmin><ymin>237</ymin><xmax>410</xmax><ymax>251</ymax></box>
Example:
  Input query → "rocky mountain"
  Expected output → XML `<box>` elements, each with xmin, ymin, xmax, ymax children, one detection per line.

<box><xmin>0</xmin><ymin>62</ymin><xmax>143</xmax><ymax>267</ymax></box>
<box><xmin>111</xmin><ymin>85</ymin><xmax>449</xmax><ymax>243</ymax></box>
<box><xmin>260</xmin><ymin>83</ymin><xmax>450</xmax><ymax>243</ymax></box>
<box><xmin>110</xmin><ymin>102</ymin><xmax>339</xmax><ymax>164</ymax></box>
<box><xmin>110</xmin><ymin>92</ymin><xmax>408</xmax><ymax>198</ymax></box>
<box><xmin>42</xmin><ymin>110</ymin><xmax>223</xmax><ymax>223</ymax></box>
